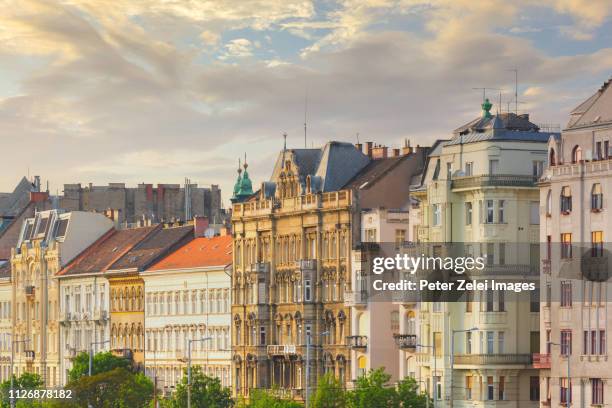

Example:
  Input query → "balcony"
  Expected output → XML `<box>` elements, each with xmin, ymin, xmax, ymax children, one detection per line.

<box><xmin>59</xmin><ymin>312</ymin><xmax>71</xmax><ymax>325</ymax></box>
<box><xmin>451</xmin><ymin>174</ymin><xmax>537</xmax><ymax>190</ymax></box>
<box><xmin>453</xmin><ymin>354</ymin><xmax>533</xmax><ymax>366</ymax></box>
<box><xmin>394</xmin><ymin>334</ymin><xmax>417</xmax><ymax>350</ymax></box>
<box><xmin>24</xmin><ymin>350</ymin><xmax>35</xmax><ymax>363</ymax></box>
<box><xmin>267</xmin><ymin>345</ymin><xmax>297</xmax><ymax>356</ymax></box>
<box><xmin>25</xmin><ymin>285</ymin><xmax>35</xmax><ymax>296</ymax></box>
<box><xmin>252</xmin><ymin>262</ymin><xmax>271</xmax><ymax>274</ymax></box>
<box><xmin>416</xmin><ymin>225</ymin><xmax>429</xmax><ymax>242</ymax></box>
<box><xmin>533</xmin><ymin>353</ymin><xmax>551</xmax><ymax>369</ymax></box>
<box><xmin>346</xmin><ymin>335</ymin><xmax>368</xmax><ymax>349</ymax></box>
<box><xmin>345</xmin><ymin>290</ymin><xmax>368</xmax><ymax>306</ymax></box>
<box><xmin>541</xmin><ymin>259</ymin><xmax>551</xmax><ymax>275</ymax></box>
<box><xmin>93</xmin><ymin>309</ymin><xmax>108</xmax><ymax>322</ymax></box>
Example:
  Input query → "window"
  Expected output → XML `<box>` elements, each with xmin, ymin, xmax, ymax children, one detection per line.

<box><xmin>432</xmin><ymin>204</ymin><xmax>441</xmax><ymax>226</ymax></box>
<box><xmin>533</xmin><ymin>160</ymin><xmax>544</xmax><ymax>178</ymax></box>
<box><xmin>606</xmin><ymin>140</ymin><xmax>610</xmax><ymax>159</ymax></box>
<box><xmin>572</xmin><ymin>145</ymin><xmax>582</xmax><ymax>163</ymax></box>
<box><xmin>487</xmin><ymin>376</ymin><xmax>494</xmax><ymax>400</ymax></box>
<box><xmin>499</xmin><ymin>376</ymin><xmax>505</xmax><ymax>400</ymax></box>
<box><xmin>489</xmin><ymin>159</ymin><xmax>499</xmax><ymax>175</ymax></box>
<box><xmin>304</xmin><ymin>279</ymin><xmax>312</xmax><ymax>301</ymax></box>
<box><xmin>486</xmin><ymin>200</ymin><xmax>494</xmax><ymax>223</ymax></box>
<box><xmin>498</xmin><ymin>289</ymin><xmax>505</xmax><ymax>310</ymax></box>
<box><xmin>561</xmin><ymin>330</ymin><xmax>572</xmax><ymax>355</ymax></box>
<box><xmin>560</xmin><ymin>281</ymin><xmax>572</xmax><ymax>307</ymax></box>
<box><xmin>592</xmin><ymin>231</ymin><xmax>604</xmax><ymax>257</ymax></box>
<box><xmin>465</xmin><ymin>202</ymin><xmax>472</xmax><ymax>225</ymax></box>
<box><xmin>465</xmin><ymin>290</ymin><xmax>473</xmax><ymax>312</ymax></box>
<box><xmin>546</xmin><ymin>190</ymin><xmax>552</xmax><ymax>216</ymax></box>
<box><xmin>432</xmin><ymin>159</ymin><xmax>440</xmax><ymax>180</ymax></box>
<box><xmin>365</xmin><ymin>228</ymin><xmax>377</xmax><ymax>242</ymax></box>
<box><xmin>597</xmin><ymin>141</ymin><xmax>602</xmax><ymax>159</ymax></box>
<box><xmin>549</xmin><ymin>148</ymin><xmax>556</xmax><ymax>166</ymax></box>
<box><xmin>592</xmin><ymin>183</ymin><xmax>603</xmax><ymax>210</ymax></box>
<box><xmin>592</xmin><ymin>378</ymin><xmax>604</xmax><ymax>405</ymax></box>
<box><xmin>530</xmin><ymin>201</ymin><xmax>539</xmax><ymax>224</ymax></box>
<box><xmin>465</xmin><ymin>162</ymin><xmax>473</xmax><ymax>176</ymax></box>
<box><xmin>395</xmin><ymin>229</ymin><xmax>406</xmax><ymax>249</ymax></box>
<box><xmin>466</xmin><ymin>332</ymin><xmax>472</xmax><ymax>354</ymax></box>
<box><xmin>486</xmin><ymin>290</ymin><xmax>494</xmax><ymax>311</ymax></box>
<box><xmin>530</xmin><ymin>377</ymin><xmax>540</xmax><ymax>401</ymax></box>
<box><xmin>433</xmin><ymin>332</ymin><xmax>442</xmax><ymax>357</ymax></box>
<box><xmin>498</xmin><ymin>332</ymin><xmax>504</xmax><ymax>353</ymax></box>
<box><xmin>259</xmin><ymin>327</ymin><xmax>266</xmax><ymax>345</ymax></box>
<box><xmin>434</xmin><ymin>376</ymin><xmax>442</xmax><ymax>400</ymax></box>
<box><xmin>466</xmin><ymin>376</ymin><xmax>473</xmax><ymax>400</ymax></box>
<box><xmin>446</xmin><ymin>162</ymin><xmax>452</xmax><ymax>179</ymax></box>
<box><xmin>560</xmin><ymin>378</ymin><xmax>572</xmax><ymax>404</ymax></box>
<box><xmin>487</xmin><ymin>331</ymin><xmax>494</xmax><ymax>354</ymax></box>
<box><xmin>560</xmin><ymin>186</ymin><xmax>572</xmax><ymax>213</ymax></box>
<box><xmin>498</xmin><ymin>200</ymin><xmax>505</xmax><ymax>223</ymax></box>
<box><xmin>530</xmin><ymin>289</ymin><xmax>540</xmax><ymax>312</ymax></box>
<box><xmin>600</xmin><ymin>330</ymin><xmax>606</xmax><ymax>355</ymax></box>
<box><xmin>561</xmin><ymin>233</ymin><xmax>572</xmax><ymax>259</ymax></box>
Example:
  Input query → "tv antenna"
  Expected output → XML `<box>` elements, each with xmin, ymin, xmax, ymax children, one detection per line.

<box><xmin>507</xmin><ymin>68</ymin><xmax>519</xmax><ymax>114</ymax></box>
<box><xmin>472</xmin><ymin>87</ymin><xmax>501</xmax><ymax>103</ymax></box>
<box><xmin>304</xmin><ymin>89</ymin><xmax>308</xmax><ymax>148</ymax></box>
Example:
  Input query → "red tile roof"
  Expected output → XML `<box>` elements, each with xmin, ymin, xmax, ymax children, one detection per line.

<box><xmin>148</xmin><ymin>235</ymin><xmax>232</xmax><ymax>271</ymax></box>
<box><xmin>58</xmin><ymin>226</ymin><xmax>158</xmax><ymax>276</ymax></box>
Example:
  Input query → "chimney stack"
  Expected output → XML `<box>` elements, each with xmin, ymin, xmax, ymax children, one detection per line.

<box><xmin>366</xmin><ymin>142</ymin><xmax>373</xmax><ymax>158</ymax></box>
<box><xmin>402</xmin><ymin>138</ymin><xmax>412</xmax><ymax>155</ymax></box>
<box><xmin>194</xmin><ymin>216</ymin><xmax>209</xmax><ymax>237</ymax></box>
<box><xmin>393</xmin><ymin>148</ymin><xmax>400</xmax><ymax>157</ymax></box>
<box><xmin>355</xmin><ymin>143</ymin><xmax>363</xmax><ymax>153</ymax></box>
<box><xmin>372</xmin><ymin>145</ymin><xmax>388</xmax><ymax>159</ymax></box>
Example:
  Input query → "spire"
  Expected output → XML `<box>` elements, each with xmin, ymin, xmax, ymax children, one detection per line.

<box><xmin>231</xmin><ymin>158</ymin><xmax>243</xmax><ymax>200</ymax></box>
<box><xmin>237</xmin><ymin>153</ymin><xmax>253</xmax><ymax>198</ymax></box>
<box><xmin>481</xmin><ymin>98</ymin><xmax>493</xmax><ymax>119</ymax></box>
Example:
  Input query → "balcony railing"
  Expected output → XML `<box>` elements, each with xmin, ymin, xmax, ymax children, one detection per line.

<box><xmin>93</xmin><ymin>309</ymin><xmax>108</xmax><ymax>322</ymax></box>
<box><xmin>345</xmin><ymin>290</ymin><xmax>368</xmax><ymax>306</ymax></box>
<box><xmin>267</xmin><ymin>345</ymin><xmax>297</xmax><ymax>356</ymax></box>
<box><xmin>533</xmin><ymin>353</ymin><xmax>551</xmax><ymax>369</ymax></box>
<box><xmin>451</xmin><ymin>174</ymin><xmax>537</xmax><ymax>190</ymax></box>
<box><xmin>24</xmin><ymin>350</ymin><xmax>35</xmax><ymax>362</ymax></box>
<box><xmin>59</xmin><ymin>312</ymin><xmax>71</xmax><ymax>324</ymax></box>
<box><xmin>453</xmin><ymin>353</ymin><xmax>533</xmax><ymax>365</ymax></box>
<box><xmin>346</xmin><ymin>336</ymin><xmax>368</xmax><ymax>349</ymax></box>
<box><xmin>394</xmin><ymin>334</ymin><xmax>417</xmax><ymax>350</ymax></box>
<box><xmin>299</xmin><ymin>259</ymin><xmax>317</xmax><ymax>271</ymax></box>
<box><xmin>251</xmin><ymin>262</ymin><xmax>271</xmax><ymax>274</ymax></box>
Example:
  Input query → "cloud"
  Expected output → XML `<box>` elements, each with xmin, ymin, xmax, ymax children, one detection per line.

<box><xmin>558</xmin><ymin>24</ymin><xmax>594</xmax><ymax>40</ymax></box>
<box><xmin>220</xmin><ymin>38</ymin><xmax>254</xmax><ymax>59</ymax></box>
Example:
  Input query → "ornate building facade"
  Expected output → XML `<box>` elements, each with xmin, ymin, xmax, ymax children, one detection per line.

<box><xmin>231</xmin><ymin>143</ymin><xmax>371</xmax><ymax>399</ymax></box>
<box><xmin>537</xmin><ymin>78</ymin><xmax>612</xmax><ymax>407</ymax></box>
<box><xmin>56</xmin><ymin>225</ymin><xmax>156</xmax><ymax>384</ymax></box>
<box><xmin>10</xmin><ymin>210</ymin><xmax>113</xmax><ymax>386</ymax></box>
<box><xmin>107</xmin><ymin>225</ymin><xmax>193</xmax><ymax>368</ymax></box>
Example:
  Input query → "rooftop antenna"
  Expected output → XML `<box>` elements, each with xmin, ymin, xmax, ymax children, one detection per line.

<box><xmin>472</xmin><ymin>87</ymin><xmax>501</xmax><ymax>103</ymax></box>
<box><xmin>508</xmin><ymin>68</ymin><xmax>518</xmax><ymax>114</ymax></box>
<box><xmin>356</xmin><ymin>132</ymin><xmax>360</xmax><ymax>144</ymax></box>
<box><xmin>304</xmin><ymin>90</ymin><xmax>308</xmax><ymax>148</ymax></box>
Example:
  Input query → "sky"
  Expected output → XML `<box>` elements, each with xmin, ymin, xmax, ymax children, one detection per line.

<box><xmin>2</xmin><ymin>0</ymin><xmax>612</xmax><ymax>206</ymax></box>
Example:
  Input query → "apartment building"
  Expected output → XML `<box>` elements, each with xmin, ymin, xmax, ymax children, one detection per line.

<box><xmin>406</xmin><ymin>100</ymin><xmax>556</xmax><ymax>407</ymax></box>
<box><xmin>56</xmin><ymin>225</ymin><xmax>156</xmax><ymax>384</ymax></box>
<box><xmin>106</xmin><ymin>224</ymin><xmax>193</xmax><ymax>368</ymax></box>
<box><xmin>537</xmin><ymin>78</ymin><xmax>612</xmax><ymax>407</ymax></box>
<box><xmin>0</xmin><ymin>262</ymin><xmax>12</xmax><ymax>381</ymax></box>
<box><xmin>143</xmin><ymin>234</ymin><xmax>232</xmax><ymax>394</ymax></box>
<box><xmin>10</xmin><ymin>210</ymin><xmax>113</xmax><ymax>386</ymax></box>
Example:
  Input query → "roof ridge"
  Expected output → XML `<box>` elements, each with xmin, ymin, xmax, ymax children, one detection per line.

<box><xmin>57</xmin><ymin>227</ymin><xmax>116</xmax><ymax>276</ymax></box>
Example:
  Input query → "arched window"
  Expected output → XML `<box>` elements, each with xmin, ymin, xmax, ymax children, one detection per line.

<box><xmin>561</xmin><ymin>186</ymin><xmax>572</xmax><ymax>213</ymax></box>
<box><xmin>592</xmin><ymin>183</ymin><xmax>603</xmax><ymax>210</ymax></box>
<box><xmin>572</xmin><ymin>145</ymin><xmax>582</xmax><ymax>163</ymax></box>
<box><xmin>546</xmin><ymin>190</ymin><xmax>552</xmax><ymax>216</ymax></box>
<box><xmin>549</xmin><ymin>148</ymin><xmax>556</xmax><ymax>166</ymax></box>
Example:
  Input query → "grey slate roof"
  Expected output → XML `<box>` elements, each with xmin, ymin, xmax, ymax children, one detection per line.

<box><xmin>445</xmin><ymin>129</ymin><xmax>553</xmax><ymax>146</ymax></box>
<box><xmin>0</xmin><ymin>177</ymin><xmax>35</xmax><ymax>217</ymax></box>
<box><xmin>566</xmin><ymin>77</ymin><xmax>612</xmax><ymax>130</ymax></box>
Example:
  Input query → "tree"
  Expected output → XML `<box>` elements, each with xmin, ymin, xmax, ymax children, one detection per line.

<box><xmin>348</xmin><ymin>368</ymin><xmax>399</xmax><ymax>408</ymax></box>
<box><xmin>62</xmin><ymin>367</ymin><xmax>153</xmax><ymax>408</ymax></box>
<box><xmin>67</xmin><ymin>351</ymin><xmax>131</xmax><ymax>383</ymax></box>
<box><xmin>397</xmin><ymin>377</ymin><xmax>431</xmax><ymax>408</ymax></box>
<box><xmin>162</xmin><ymin>366</ymin><xmax>233</xmax><ymax>408</ymax></box>
<box><xmin>311</xmin><ymin>373</ymin><xmax>346</xmax><ymax>408</ymax></box>
<box><xmin>236</xmin><ymin>388</ymin><xmax>302</xmax><ymax>408</ymax></box>
<box><xmin>0</xmin><ymin>372</ymin><xmax>43</xmax><ymax>408</ymax></box>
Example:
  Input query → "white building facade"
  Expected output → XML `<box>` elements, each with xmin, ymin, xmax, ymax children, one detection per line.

<box><xmin>143</xmin><ymin>235</ymin><xmax>232</xmax><ymax>394</ymax></box>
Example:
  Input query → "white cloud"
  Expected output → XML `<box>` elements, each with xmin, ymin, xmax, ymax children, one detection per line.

<box><xmin>220</xmin><ymin>38</ymin><xmax>254</xmax><ymax>59</ymax></box>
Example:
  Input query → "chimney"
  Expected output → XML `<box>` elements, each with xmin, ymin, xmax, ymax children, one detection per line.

<box><xmin>402</xmin><ymin>138</ymin><xmax>412</xmax><ymax>155</ymax></box>
<box><xmin>29</xmin><ymin>191</ymin><xmax>49</xmax><ymax>203</ymax></box>
<box><xmin>103</xmin><ymin>208</ymin><xmax>121</xmax><ymax>226</ymax></box>
<box><xmin>355</xmin><ymin>143</ymin><xmax>363</xmax><ymax>153</ymax></box>
<box><xmin>372</xmin><ymin>145</ymin><xmax>388</xmax><ymax>159</ymax></box>
<box><xmin>393</xmin><ymin>148</ymin><xmax>400</xmax><ymax>157</ymax></box>
<box><xmin>194</xmin><ymin>216</ymin><xmax>209</xmax><ymax>237</ymax></box>
<box><xmin>219</xmin><ymin>226</ymin><xmax>230</xmax><ymax>236</ymax></box>
<box><xmin>519</xmin><ymin>113</ymin><xmax>529</xmax><ymax>121</ymax></box>
<box><xmin>366</xmin><ymin>142</ymin><xmax>373</xmax><ymax>158</ymax></box>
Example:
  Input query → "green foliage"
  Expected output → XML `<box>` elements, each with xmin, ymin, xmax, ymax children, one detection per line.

<box><xmin>67</xmin><ymin>351</ymin><xmax>131</xmax><ymax>383</ymax></box>
<box><xmin>311</xmin><ymin>373</ymin><xmax>346</xmax><ymax>408</ymax></box>
<box><xmin>0</xmin><ymin>372</ymin><xmax>43</xmax><ymax>408</ymax></box>
<box><xmin>236</xmin><ymin>388</ymin><xmax>302</xmax><ymax>408</ymax></box>
<box><xmin>348</xmin><ymin>368</ymin><xmax>398</xmax><ymax>408</ymax></box>
<box><xmin>396</xmin><ymin>377</ymin><xmax>431</xmax><ymax>408</ymax></box>
<box><xmin>62</xmin><ymin>367</ymin><xmax>153</xmax><ymax>408</ymax></box>
<box><xmin>162</xmin><ymin>366</ymin><xmax>233</xmax><ymax>408</ymax></box>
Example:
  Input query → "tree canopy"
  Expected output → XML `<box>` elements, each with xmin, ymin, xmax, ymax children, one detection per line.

<box><xmin>161</xmin><ymin>366</ymin><xmax>233</xmax><ymax>408</ymax></box>
<box><xmin>67</xmin><ymin>351</ymin><xmax>131</xmax><ymax>383</ymax></box>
